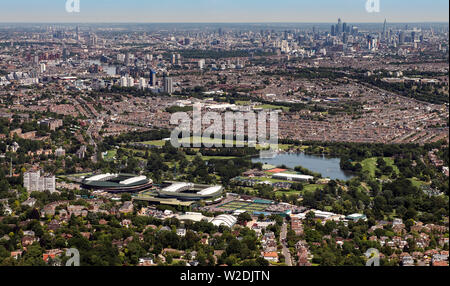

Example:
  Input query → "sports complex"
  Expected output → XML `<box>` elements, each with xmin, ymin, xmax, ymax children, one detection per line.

<box><xmin>81</xmin><ymin>173</ymin><xmax>153</xmax><ymax>193</ymax></box>
<box><xmin>134</xmin><ymin>181</ymin><xmax>224</xmax><ymax>205</ymax></box>
<box><xmin>217</xmin><ymin>200</ymin><xmax>272</xmax><ymax>212</ymax></box>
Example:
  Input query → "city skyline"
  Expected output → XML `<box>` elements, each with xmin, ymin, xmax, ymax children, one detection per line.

<box><xmin>0</xmin><ymin>0</ymin><xmax>448</xmax><ymax>270</ymax></box>
<box><xmin>0</xmin><ymin>0</ymin><xmax>448</xmax><ymax>23</ymax></box>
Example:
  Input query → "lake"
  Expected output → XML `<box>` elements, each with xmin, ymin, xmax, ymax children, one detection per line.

<box><xmin>88</xmin><ymin>60</ymin><xmax>117</xmax><ymax>76</ymax></box>
<box><xmin>252</xmin><ymin>152</ymin><xmax>354</xmax><ymax>181</ymax></box>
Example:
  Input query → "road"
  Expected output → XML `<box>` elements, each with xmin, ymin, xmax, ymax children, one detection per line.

<box><xmin>280</xmin><ymin>220</ymin><xmax>293</xmax><ymax>266</ymax></box>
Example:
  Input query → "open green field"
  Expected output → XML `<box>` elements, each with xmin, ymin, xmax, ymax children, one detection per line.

<box><xmin>186</xmin><ymin>155</ymin><xmax>237</xmax><ymax>161</ymax></box>
<box><xmin>275</xmin><ymin>190</ymin><xmax>301</xmax><ymax>198</ymax></box>
<box><xmin>162</xmin><ymin>136</ymin><xmax>293</xmax><ymax>152</ymax></box>
<box><xmin>360</xmin><ymin>157</ymin><xmax>401</xmax><ymax>178</ymax></box>
<box><xmin>361</xmin><ymin>157</ymin><xmax>378</xmax><ymax>177</ymax></box>
<box><xmin>104</xmin><ymin>148</ymin><xmax>148</xmax><ymax>162</ymax></box>
<box><xmin>235</xmin><ymin>100</ymin><xmax>251</xmax><ymax>105</ymax></box>
<box><xmin>177</xmin><ymin>136</ymin><xmax>283</xmax><ymax>150</ymax></box>
<box><xmin>409</xmin><ymin>178</ymin><xmax>429</xmax><ymax>188</ymax></box>
<box><xmin>140</xmin><ymin>140</ymin><xmax>167</xmax><ymax>147</ymax></box>
<box><xmin>303</xmin><ymin>184</ymin><xmax>325</xmax><ymax>193</ymax></box>
<box><xmin>275</xmin><ymin>184</ymin><xmax>324</xmax><ymax>198</ymax></box>
<box><xmin>258</xmin><ymin>104</ymin><xmax>290</xmax><ymax>112</ymax></box>
<box><xmin>383</xmin><ymin>157</ymin><xmax>400</xmax><ymax>175</ymax></box>
<box><xmin>103</xmin><ymin>150</ymin><xmax>117</xmax><ymax>161</ymax></box>
<box><xmin>178</xmin><ymin>136</ymin><xmax>245</xmax><ymax>147</ymax></box>
<box><xmin>274</xmin><ymin>144</ymin><xmax>293</xmax><ymax>151</ymax></box>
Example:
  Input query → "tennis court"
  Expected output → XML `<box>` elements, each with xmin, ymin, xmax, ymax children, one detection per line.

<box><xmin>218</xmin><ymin>200</ymin><xmax>269</xmax><ymax>212</ymax></box>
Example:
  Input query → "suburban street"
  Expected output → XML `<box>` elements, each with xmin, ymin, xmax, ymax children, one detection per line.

<box><xmin>280</xmin><ymin>220</ymin><xmax>293</xmax><ymax>266</ymax></box>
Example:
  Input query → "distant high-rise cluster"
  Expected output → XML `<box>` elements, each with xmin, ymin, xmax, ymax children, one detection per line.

<box><xmin>331</xmin><ymin>18</ymin><xmax>351</xmax><ymax>36</ymax></box>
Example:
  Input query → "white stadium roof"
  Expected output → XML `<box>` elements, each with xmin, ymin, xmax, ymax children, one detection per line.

<box><xmin>197</xmin><ymin>185</ymin><xmax>222</xmax><ymax>196</ymax></box>
<box><xmin>162</xmin><ymin>182</ymin><xmax>193</xmax><ymax>193</ymax></box>
<box><xmin>120</xmin><ymin>176</ymin><xmax>147</xmax><ymax>185</ymax></box>
<box><xmin>85</xmin><ymin>173</ymin><xmax>117</xmax><ymax>182</ymax></box>
<box><xmin>272</xmin><ymin>173</ymin><xmax>314</xmax><ymax>180</ymax></box>
<box><xmin>177</xmin><ymin>212</ymin><xmax>212</xmax><ymax>222</ymax></box>
<box><xmin>210</xmin><ymin>215</ymin><xmax>237</xmax><ymax>228</ymax></box>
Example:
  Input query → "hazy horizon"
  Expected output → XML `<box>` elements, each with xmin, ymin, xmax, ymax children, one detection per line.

<box><xmin>0</xmin><ymin>21</ymin><xmax>448</xmax><ymax>24</ymax></box>
<box><xmin>0</xmin><ymin>0</ymin><xmax>448</xmax><ymax>23</ymax></box>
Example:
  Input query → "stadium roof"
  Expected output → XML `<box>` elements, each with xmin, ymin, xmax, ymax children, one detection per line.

<box><xmin>82</xmin><ymin>174</ymin><xmax>151</xmax><ymax>189</ymax></box>
<box><xmin>177</xmin><ymin>212</ymin><xmax>211</xmax><ymax>222</ymax></box>
<box><xmin>272</xmin><ymin>173</ymin><xmax>314</xmax><ymax>180</ymax></box>
<box><xmin>210</xmin><ymin>215</ymin><xmax>237</xmax><ymax>228</ymax></box>
<box><xmin>120</xmin><ymin>176</ymin><xmax>147</xmax><ymax>185</ymax></box>
<box><xmin>197</xmin><ymin>186</ymin><xmax>222</xmax><ymax>196</ymax></box>
<box><xmin>162</xmin><ymin>182</ymin><xmax>193</xmax><ymax>193</ymax></box>
<box><xmin>85</xmin><ymin>173</ymin><xmax>117</xmax><ymax>182</ymax></box>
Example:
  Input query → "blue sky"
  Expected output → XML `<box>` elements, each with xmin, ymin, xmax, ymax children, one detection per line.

<box><xmin>0</xmin><ymin>0</ymin><xmax>448</xmax><ymax>23</ymax></box>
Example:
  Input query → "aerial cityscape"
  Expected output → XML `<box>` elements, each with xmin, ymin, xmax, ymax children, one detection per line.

<box><xmin>0</xmin><ymin>0</ymin><xmax>448</xmax><ymax>270</ymax></box>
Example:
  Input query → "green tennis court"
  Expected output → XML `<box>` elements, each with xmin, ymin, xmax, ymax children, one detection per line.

<box><xmin>218</xmin><ymin>200</ymin><xmax>269</xmax><ymax>212</ymax></box>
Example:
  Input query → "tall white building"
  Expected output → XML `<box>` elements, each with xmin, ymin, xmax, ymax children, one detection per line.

<box><xmin>163</xmin><ymin>77</ymin><xmax>174</xmax><ymax>94</ymax></box>
<box><xmin>120</xmin><ymin>76</ymin><xmax>134</xmax><ymax>88</ymax></box>
<box><xmin>139</xmin><ymin>78</ymin><xmax>147</xmax><ymax>90</ymax></box>
<box><xmin>120</xmin><ymin>76</ymin><xmax>128</xmax><ymax>87</ymax></box>
<box><xmin>198</xmin><ymin>59</ymin><xmax>205</xmax><ymax>70</ymax></box>
<box><xmin>127</xmin><ymin>76</ymin><xmax>135</xmax><ymax>87</ymax></box>
<box><xmin>23</xmin><ymin>170</ymin><xmax>56</xmax><ymax>193</ymax></box>
<box><xmin>39</xmin><ymin>63</ymin><xmax>46</xmax><ymax>73</ymax></box>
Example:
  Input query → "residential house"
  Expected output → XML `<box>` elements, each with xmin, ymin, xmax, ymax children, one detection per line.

<box><xmin>262</xmin><ymin>252</ymin><xmax>279</xmax><ymax>262</ymax></box>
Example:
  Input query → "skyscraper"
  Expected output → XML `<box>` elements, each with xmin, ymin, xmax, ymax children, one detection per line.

<box><xmin>198</xmin><ymin>59</ymin><xmax>205</xmax><ymax>70</ymax></box>
<box><xmin>337</xmin><ymin>18</ymin><xmax>343</xmax><ymax>35</ymax></box>
<box><xmin>149</xmin><ymin>69</ymin><xmax>157</xmax><ymax>86</ymax></box>
<box><xmin>382</xmin><ymin>19</ymin><xmax>387</xmax><ymax>41</ymax></box>
<box><xmin>163</xmin><ymin>76</ymin><xmax>174</xmax><ymax>94</ymax></box>
<box><xmin>75</xmin><ymin>26</ymin><xmax>80</xmax><ymax>41</ymax></box>
<box><xmin>399</xmin><ymin>31</ymin><xmax>406</xmax><ymax>44</ymax></box>
<box><xmin>139</xmin><ymin>78</ymin><xmax>147</xmax><ymax>90</ymax></box>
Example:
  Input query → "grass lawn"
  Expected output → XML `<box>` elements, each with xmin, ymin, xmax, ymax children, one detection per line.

<box><xmin>278</xmin><ymin>144</ymin><xmax>293</xmax><ymax>151</ymax></box>
<box><xmin>140</xmin><ymin>140</ymin><xmax>167</xmax><ymax>147</ymax></box>
<box><xmin>178</xmin><ymin>136</ymin><xmax>245</xmax><ymax>147</ymax></box>
<box><xmin>235</xmin><ymin>100</ymin><xmax>251</xmax><ymax>105</ymax></box>
<box><xmin>186</xmin><ymin>155</ymin><xmax>237</xmax><ymax>161</ymax></box>
<box><xmin>360</xmin><ymin>157</ymin><xmax>401</xmax><ymax>179</ymax></box>
<box><xmin>303</xmin><ymin>184</ymin><xmax>325</xmax><ymax>193</ymax></box>
<box><xmin>409</xmin><ymin>178</ymin><xmax>429</xmax><ymax>188</ymax></box>
<box><xmin>122</xmin><ymin>148</ymin><xmax>146</xmax><ymax>156</ymax></box>
<box><xmin>275</xmin><ymin>190</ymin><xmax>301</xmax><ymax>198</ymax></box>
<box><xmin>178</xmin><ymin>136</ymin><xmax>282</xmax><ymax>150</ymax></box>
<box><xmin>258</xmin><ymin>104</ymin><xmax>290</xmax><ymax>112</ymax></box>
<box><xmin>360</xmin><ymin>157</ymin><xmax>378</xmax><ymax>177</ymax></box>
<box><xmin>104</xmin><ymin>150</ymin><xmax>117</xmax><ymax>161</ymax></box>
<box><xmin>384</xmin><ymin>157</ymin><xmax>400</xmax><ymax>175</ymax></box>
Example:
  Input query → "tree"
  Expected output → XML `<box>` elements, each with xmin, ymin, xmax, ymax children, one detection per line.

<box><xmin>255</xmin><ymin>257</ymin><xmax>269</xmax><ymax>266</ymax></box>
<box><xmin>237</xmin><ymin>212</ymin><xmax>252</xmax><ymax>225</ymax></box>
<box><xmin>121</xmin><ymin>193</ymin><xmax>132</xmax><ymax>203</ymax></box>
<box><xmin>291</xmin><ymin>183</ymin><xmax>304</xmax><ymax>191</ymax></box>
<box><xmin>166</xmin><ymin>254</ymin><xmax>173</xmax><ymax>264</ymax></box>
